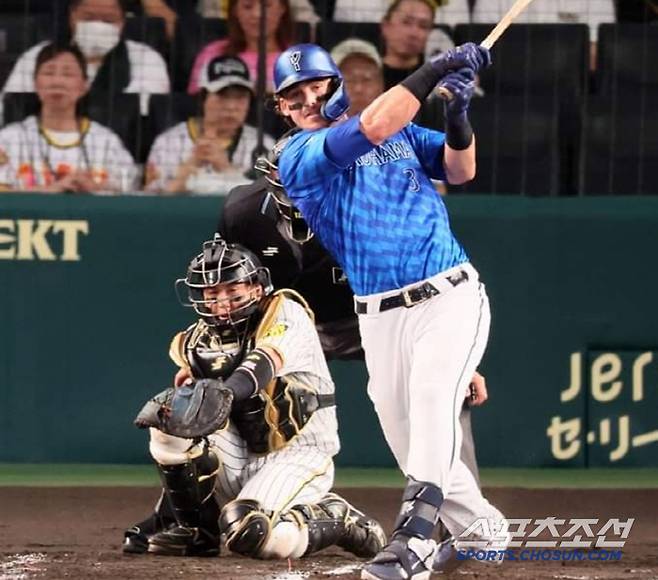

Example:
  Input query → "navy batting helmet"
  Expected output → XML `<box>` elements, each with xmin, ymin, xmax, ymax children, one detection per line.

<box><xmin>274</xmin><ymin>44</ymin><xmax>350</xmax><ymax>121</ymax></box>
<box><xmin>274</xmin><ymin>44</ymin><xmax>340</xmax><ymax>94</ymax></box>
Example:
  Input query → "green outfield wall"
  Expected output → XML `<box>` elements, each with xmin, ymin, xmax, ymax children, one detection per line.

<box><xmin>1</xmin><ymin>194</ymin><xmax>657</xmax><ymax>468</ymax></box>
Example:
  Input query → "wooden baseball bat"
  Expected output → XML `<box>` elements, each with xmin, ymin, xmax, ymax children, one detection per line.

<box><xmin>437</xmin><ymin>0</ymin><xmax>536</xmax><ymax>100</ymax></box>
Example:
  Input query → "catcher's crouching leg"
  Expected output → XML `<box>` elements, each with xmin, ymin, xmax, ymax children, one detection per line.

<box><xmin>323</xmin><ymin>493</ymin><xmax>387</xmax><ymax>558</ymax></box>
<box><xmin>219</xmin><ymin>494</ymin><xmax>385</xmax><ymax>560</ymax></box>
<box><xmin>220</xmin><ymin>500</ymin><xmax>282</xmax><ymax>558</ymax></box>
<box><xmin>292</xmin><ymin>493</ymin><xmax>386</xmax><ymax>558</ymax></box>
<box><xmin>220</xmin><ymin>499</ymin><xmax>323</xmax><ymax>560</ymax></box>
<box><xmin>147</xmin><ymin>430</ymin><xmax>221</xmax><ymax>557</ymax></box>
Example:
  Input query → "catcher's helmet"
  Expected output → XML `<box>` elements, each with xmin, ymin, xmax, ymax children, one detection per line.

<box><xmin>177</xmin><ymin>236</ymin><xmax>273</xmax><ymax>334</ymax></box>
<box><xmin>273</xmin><ymin>44</ymin><xmax>349</xmax><ymax>121</ymax></box>
<box><xmin>255</xmin><ymin>130</ymin><xmax>314</xmax><ymax>244</ymax></box>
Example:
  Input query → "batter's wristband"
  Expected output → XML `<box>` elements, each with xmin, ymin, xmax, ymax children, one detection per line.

<box><xmin>400</xmin><ymin>62</ymin><xmax>444</xmax><ymax>104</ymax></box>
<box><xmin>445</xmin><ymin>110</ymin><xmax>473</xmax><ymax>150</ymax></box>
<box><xmin>224</xmin><ymin>347</ymin><xmax>276</xmax><ymax>401</ymax></box>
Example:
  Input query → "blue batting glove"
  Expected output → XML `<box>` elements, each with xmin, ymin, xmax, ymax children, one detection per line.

<box><xmin>430</xmin><ymin>43</ymin><xmax>491</xmax><ymax>76</ymax></box>
<box><xmin>439</xmin><ymin>68</ymin><xmax>477</xmax><ymax>150</ymax></box>
<box><xmin>438</xmin><ymin>67</ymin><xmax>476</xmax><ymax>117</ymax></box>
<box><xmin>320</xmin><ymin>79</ymin><xmax>350</xmax><ymax>122</ymax></box>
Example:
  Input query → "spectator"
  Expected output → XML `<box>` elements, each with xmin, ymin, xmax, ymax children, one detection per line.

<box><xmin>615</xmin><ymin>0</ymin><xmax>658</xmax><ymax>23</ymax></box>
<box><xmin>472</xmin><ymin>0</ymin><xmax>616</xmax><ymax>69</ymax></box>
<box><xmin>436</xmin><ymin>0</ymin><xmax>471</xmax><ymax>27</ymax></box>
<box><xmin>146</xmin><ymin>55</ymin><xmax>274</xmax><ymax>195</ymax></box>
<box><xmin>0</xmin><ymin>44</ymin><xmax>136</xmax><ymax>194</ymax></box>
<box><xmin>2</xmin><ymin>0</ymin><xmax>170</xmax><ymax>112</ymax></box>
<box><xmin>188</xmin><ymin>0</ymin><xmax>294</xmax><ymax>95</ymax></box>
<box><xmin>381</xmin><ymin>0</ymin><xmax>454</xmax><ymax>89</ymax></box>
<box><xmin>333</xmin><ymin>0</ymin><xmax>469</xmax><ymax>26</ymax></box>
<box><xmin>200</xmin><ymin>0</ymin><xmax>319</xmax><ymax>25</ymax></box>
<box><xmin>331</xmin><ymin>39</ymin><xmax>384</xmax><ymax>116</ymax></box>
<box><xmin>138</xmin><ymin>0</ymin><xmax>181</xmax><ymax>40</ymax></box>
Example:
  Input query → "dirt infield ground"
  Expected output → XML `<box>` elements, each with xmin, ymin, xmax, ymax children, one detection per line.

<box><xmin>1</xmin><ymin>487</ymin><xmax>657</xmax><ymax>580</ymax></box>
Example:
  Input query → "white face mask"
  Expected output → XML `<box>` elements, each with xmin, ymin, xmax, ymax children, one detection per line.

<box><xmin>74</xmin><ymin>20</ymin><xmax>121</xmax><ymax>59</ymax></box>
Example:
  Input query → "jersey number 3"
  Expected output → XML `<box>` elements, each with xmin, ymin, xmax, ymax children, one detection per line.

<box><xmin>403</xmin><ymin>169</ymin><xmax>420</xmax><ymax>193</ymax></box>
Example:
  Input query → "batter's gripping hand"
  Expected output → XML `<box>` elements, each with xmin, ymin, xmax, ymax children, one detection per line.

<box><xmin>430</xmin><ymin>43</ymin><xmax>491</xmax><ymax>76</ymax></box>
<box><xmin>134</xmin><ymin>379</ymin><xmax>234</xmax><ymax>439</ymax></box>
<box><xmin>439</xmin><ymin>68</ymin><xmax>476</xmax><ymax>116</ymax></box>
<box><xmin>321</xmin><ymin>78</ymin><xmax>350</xmax><ymax>122</ymax></box>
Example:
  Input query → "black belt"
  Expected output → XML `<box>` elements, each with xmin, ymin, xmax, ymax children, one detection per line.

<box><xmin>355</xmin><ymin>270</ymin><xmax>469</xmax><ymax>314</ymax></box>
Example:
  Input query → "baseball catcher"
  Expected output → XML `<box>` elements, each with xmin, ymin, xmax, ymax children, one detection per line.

<box><xmin>123</xmin><ymin>236</ymin><xmax>386</xmax><ymax>561</ymax></box>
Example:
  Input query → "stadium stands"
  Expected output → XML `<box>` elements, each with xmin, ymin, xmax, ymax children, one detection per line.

<box><xmin>316</xmin><ymin>20</ymin><xmax>382</xmax><ymax>52</ymax></box>
<box><xmin>580</xmin><ymin>96</ymin><xmax>658</xmax><ymax>195</ymax></box>
<box><xmin>0</xmin><ymin>14</ymin><xmax>57</xmax><ymax>55</ymax></box>
<box><xmin>124</xmin><ymin>16</ymin><xmax>169</xmax><ymax>60</ymax></box>
<box><xmin>454</xmin><ymin>23</ymin><xmax>590</xmax><ymax>102</ymax></box>
<box><xmin>170</xmin><ymin>16</ymin><xmax>228</xmax><ymax>92</ymax></box>
<box><xmin>448</xmin><ymin>96</ymin><xmax>560</xmax><ymax>196</ymax></box>
<box><xmin>2</xmin><ymin>91</ymin><xmax>144</xmax><ymax>162</ymax></box>
<box><xmin>596</xmin><ymin>23</ymin><xmax>658</xmax><ymax>93</ymax></box>
<box><xmin>0</xmin><ymin>1</ymin><xmax>657</xmax><ymax>196</ymax></box>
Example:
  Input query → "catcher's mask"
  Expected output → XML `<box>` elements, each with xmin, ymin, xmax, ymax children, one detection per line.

<box><xmin>256</xmin><ymin>130</ymin><xmax>314</xmax><ymax>244</ymax></box>
<box><xmin>176</xmin><ymin>236</ymin><xmax>273</xmax><ymax>341</ymax></box>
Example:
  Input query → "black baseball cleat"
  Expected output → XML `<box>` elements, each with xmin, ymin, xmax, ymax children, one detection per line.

<box><xmin>122</xmin><ymin>508</ymin><xmax>177</xmax><ymax>555</ymax></box>
<box><xmin>314</xmin><ymin>493</ymin><xmax>386</xmax><ymax>558</ymax></box>
<box><xmin>123</xmin><ymin>525</ymin><xmax>149</xmax><ymax>554</ymax></box>
<box><xmin>361</xmin><ymin>537</ymin><xmax>436</xmax><ymax>580</ymax></box>
<box><xmin>148</xmin><ymin>524</ymin><xmax>220</xmax><ymax>557</ymax></box>
<box><xmin>339</xmin><ymin>504</ymin><xmax>387</xmax><ymax>558</ymax></box>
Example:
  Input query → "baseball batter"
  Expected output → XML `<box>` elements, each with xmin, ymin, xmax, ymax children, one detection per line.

<box><xmin>220</xmin><ymin>143</ymin><xmax>491</xmax><ymax>572</ymax></box>
<box><xmin>124</xmin><ymin>236</ymin><xmax>386</xmax><ymax>561</ymax></box>
<box><xmin>272</xmin><ymin>44</ymin><xmax>507</xmax><ymax>579</ymax></box>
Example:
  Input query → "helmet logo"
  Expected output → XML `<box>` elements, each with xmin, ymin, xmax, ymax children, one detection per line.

<box><xmin>289</xmin><ymin>51</ymin><xmax>302</xmax><ymax>72</ymax></box>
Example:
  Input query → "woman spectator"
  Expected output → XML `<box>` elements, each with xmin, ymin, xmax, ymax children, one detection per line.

<box><xmin>146</xmin><ymin>56</ymin><xmax>274</xmax><ymax>194</ymax></box>
<box><xmin>187</xmin><ymin>0</ymin><xmax>294</xmax><ymax>94</ymax></box>
<box><xmin>0</xmin><ymin>44</ymin><xmax>137</xmax><ymax>194</ymax></box>
<box><xmin>2</xmin><ymin>0</ymin><xmax>170</xmax><ymax>111</ymax></box>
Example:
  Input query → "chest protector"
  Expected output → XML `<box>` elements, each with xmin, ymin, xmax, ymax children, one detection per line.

<box><xmin>169</xmin><ymin>289</ymin><xmax>334</xmax><ymax>454</ymax></box>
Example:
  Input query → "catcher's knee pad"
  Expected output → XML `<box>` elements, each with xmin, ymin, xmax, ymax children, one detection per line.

<box><xmin>220</xmin><ymin>499</ymin><xmax>272</xmax><ymax>557</ymax></box>
<box><xmin>149</xmin><ymin>427</ymin><xmax>205</xmax><ymax>465</ymax></box>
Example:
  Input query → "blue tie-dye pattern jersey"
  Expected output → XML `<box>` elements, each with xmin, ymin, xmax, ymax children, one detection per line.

<box><xmin>278</xmin><ymin>121</ymin><xmax>468</xmax><ymax>296</ymax></box>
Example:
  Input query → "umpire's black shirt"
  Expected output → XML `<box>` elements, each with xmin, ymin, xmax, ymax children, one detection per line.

<box><xmin>219</xmin><ymin>177</ymin><xmax>363</xmax><ymax>360</ymax></box>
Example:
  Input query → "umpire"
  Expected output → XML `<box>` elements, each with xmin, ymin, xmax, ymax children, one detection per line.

<box><xmin>218</xmin><ymin>133</ymin><xmax>361</xmax><ymax>361</ymax></box>
<box><xmin>218</xmin><ymin>140</ymin><xmax>486</xmax><ymax>571</ymax></box>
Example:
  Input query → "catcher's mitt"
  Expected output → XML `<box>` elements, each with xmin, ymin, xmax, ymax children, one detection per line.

<box><xmin>134</xmin><ymin>379</ymin><xmax>234</xmax><ymax>439</ymax></box>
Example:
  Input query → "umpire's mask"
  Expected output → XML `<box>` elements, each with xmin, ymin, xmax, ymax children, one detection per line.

<box><xmin>255</xmin><ymin>131</ymin><xmax>314</xmax><ymax>244</ymax></box>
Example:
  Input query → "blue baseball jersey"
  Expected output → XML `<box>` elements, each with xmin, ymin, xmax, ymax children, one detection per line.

<box><xmin>278</xmin><ymin>119</ymin><xmax>468</xmax><ymax>296</ymax></box>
